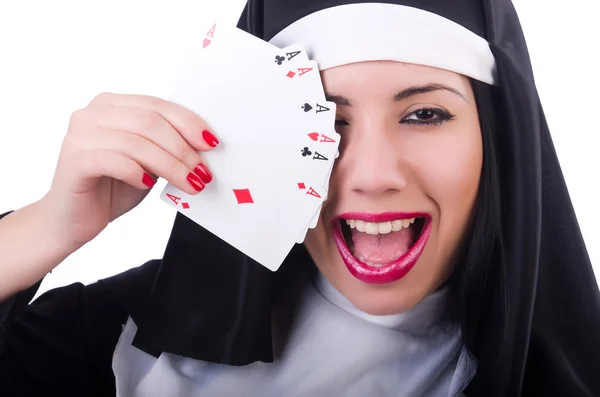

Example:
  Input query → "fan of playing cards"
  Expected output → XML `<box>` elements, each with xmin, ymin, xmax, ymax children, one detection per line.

<box><xmin>160</xmin><ymin>22</ymin><xmax>340</xmax><ymax>271</ymax></box>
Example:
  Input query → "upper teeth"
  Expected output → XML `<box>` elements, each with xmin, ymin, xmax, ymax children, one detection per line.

<box><xmin>346</xmin><ymin>218</ymin><xmax>416</xmax><ymax>235</ymax></box>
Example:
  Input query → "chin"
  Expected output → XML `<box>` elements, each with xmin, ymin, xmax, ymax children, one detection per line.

<box><xmin>326</xmin><ymin>258</ymin><xmax>435</xmax><ymax>316</ymax></box>
<box><xmin>349</xmin><ymin>291</ymin><xmax>420</xmax><ymax>316</ymax></box>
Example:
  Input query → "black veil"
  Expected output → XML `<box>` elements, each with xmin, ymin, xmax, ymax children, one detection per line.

<box><xmin>129</xmin><ymin>1</ymin><xmax>600</xmax><ymax>395</ymax></box>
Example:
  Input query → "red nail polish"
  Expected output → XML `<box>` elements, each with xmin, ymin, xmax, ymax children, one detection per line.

<box><xmin>187</xmin><ymin>172</ymin><xmax>205</xmax><ymax>192</ymax></box>
<box><xmin>142</xmin><ymin>172</ymin><xmax>155</xmax><ymax>188</ymax></box>
<box><xmin>202</xmin><ymin>130</ymin><xmax>219</xmax><ymax>147</ymax></box>
<box><xmin>194</xmin><ymin>163</ymin><xmax>213</xmax><ymax>183</ymax></box>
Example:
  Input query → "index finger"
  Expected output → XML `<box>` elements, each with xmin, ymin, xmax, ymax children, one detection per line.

<box><xmin>89</xmin><ymin>92</ymin><xmax>219</xmax><ymax>152</ymax></box>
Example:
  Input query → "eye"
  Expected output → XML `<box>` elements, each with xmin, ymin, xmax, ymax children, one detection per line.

<box><xmin>335</xmin><ymin>119</ymin><xmax>349</xmax><ymax>126</ymax></box>
<box><xmin>401</xmin><ymin>108</ymin><xmax>454</xmax><ymax>126</ymax></box>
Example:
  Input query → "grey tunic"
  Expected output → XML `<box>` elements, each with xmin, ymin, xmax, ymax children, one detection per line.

<box><xmin>112</xmin><ymin>272</ymin><xmax>476</xmax><ymax>396</ymax></box>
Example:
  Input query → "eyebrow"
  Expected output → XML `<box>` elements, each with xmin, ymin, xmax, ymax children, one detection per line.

<box><xmin>325</xmin><ymin>83</ymin><xmax>467</xmax><ymax>106</ymax></box>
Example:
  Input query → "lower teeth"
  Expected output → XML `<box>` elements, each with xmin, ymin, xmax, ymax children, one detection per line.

<box><xmin>356</xmin><ymin>256</ymin><xmax>386</xmax><ymax>268</ymax></box>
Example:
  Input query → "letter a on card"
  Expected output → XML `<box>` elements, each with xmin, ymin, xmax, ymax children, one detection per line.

<box><xmin>206</xmin><ymin>23</ymin><xmax>216</xmax><ymax>38</ymax></box>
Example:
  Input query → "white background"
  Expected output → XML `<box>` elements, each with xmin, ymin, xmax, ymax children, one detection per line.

<box><xmin>0</xmin><ymin>1</ymin><xmax>598</xmax><ymax>300</ymax></box>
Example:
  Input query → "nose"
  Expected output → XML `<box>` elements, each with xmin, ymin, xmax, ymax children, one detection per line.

<box><xmin>339</xmin><ymin>122</ymin><xmax>409</xmax><ymax>196</ymax></box>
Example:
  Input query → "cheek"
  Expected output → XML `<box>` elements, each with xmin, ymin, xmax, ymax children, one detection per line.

<box><xmin>430</xmin><ymin>135</ymin><xmax>481</xmax><ymax>196</ymax></box>
<box><xmin>409</xmin><ymin>125</ymin><xmax>483</xmax><ymax>230</ymax></box>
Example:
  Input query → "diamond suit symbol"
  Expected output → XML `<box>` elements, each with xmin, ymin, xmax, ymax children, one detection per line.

<box><xmin>233</xmin><ymin>189</ymin><xmax>254</xmax><ymax>204</ymax></box>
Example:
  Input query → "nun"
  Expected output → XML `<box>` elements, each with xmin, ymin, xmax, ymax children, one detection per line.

<box><xmin>1</xmin><ymin>0</ymin><xmax>599</xmax><ymax>396</ymax></box>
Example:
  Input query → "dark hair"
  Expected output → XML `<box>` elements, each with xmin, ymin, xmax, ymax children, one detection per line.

<box><xmin>447</xmin><ymin>78</ymin><xmax>508</xmax><ymax>362</ymax></box>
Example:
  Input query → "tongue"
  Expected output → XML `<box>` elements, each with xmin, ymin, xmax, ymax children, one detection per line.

<box><xmin>351</xmin><ymin>227</ymin><xmax>415</xmax><ymax>264</ymax></box>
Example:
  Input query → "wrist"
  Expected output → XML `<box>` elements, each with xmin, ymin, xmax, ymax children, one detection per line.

<box><xmin>31</xmin><ymin>197</ymin><xmax>82</xmax><ymax>260</ymax></box>
<box><xmin>0</xmin><ymin>198</ymin><xmax>79</xmax><ymax>300</ymax></box>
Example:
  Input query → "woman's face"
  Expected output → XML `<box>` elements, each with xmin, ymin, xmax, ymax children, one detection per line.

<box><xmin>304</xmin><ymin>61</ymin><xmax>482</xmax><ymax>315</ymax></box>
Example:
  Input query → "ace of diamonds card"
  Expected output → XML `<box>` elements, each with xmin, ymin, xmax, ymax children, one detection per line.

<box><xmin>159</xmin><ymin>22</ymin><xmax>333</xmax><ymax>271</ymax></box>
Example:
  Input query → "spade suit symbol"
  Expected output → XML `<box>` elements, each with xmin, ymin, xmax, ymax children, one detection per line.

<box><xmin>302</xmin><ymin>103</ymin><xmax>313</xmax><ymax>112</ymax></box>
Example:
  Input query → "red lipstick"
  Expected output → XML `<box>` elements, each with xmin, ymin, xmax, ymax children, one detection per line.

<box><xmin>332</xmin><ymin>212</ymin><xmax>432</xmax><ymax>284</ymax></box>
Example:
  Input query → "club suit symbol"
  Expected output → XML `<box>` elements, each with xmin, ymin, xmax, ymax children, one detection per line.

<box><xmin>274</xmin><ymin>55</ymin><xmax>285</xmax><ymax>65</ymax></box>
<box><xmin>301</xmin><ymin>147</ymin><xmax>312</xmax><ymax>157</ymax></box>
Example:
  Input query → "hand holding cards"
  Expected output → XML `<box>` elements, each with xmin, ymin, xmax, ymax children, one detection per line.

<box><xmin>160</xmin><ymin>22</ymin><xmax>340</xmax><ymax>271</ymax></box>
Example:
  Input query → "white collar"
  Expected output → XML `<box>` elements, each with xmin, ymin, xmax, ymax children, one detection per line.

<box><xmin>314</xmin><ymin>272</ymin><xmax>452</xmax><ymax>333</ymax></box>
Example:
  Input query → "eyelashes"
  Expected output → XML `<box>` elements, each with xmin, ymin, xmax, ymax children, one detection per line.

<box><xmin>335</xmin><ymin>107</ymin><xmax>455</xmax><ymax>128</ymax></box>
<box><xmin>401</xmin><ymin>108</ymin><xmax>454</xmax><ymax>126</ymax></box>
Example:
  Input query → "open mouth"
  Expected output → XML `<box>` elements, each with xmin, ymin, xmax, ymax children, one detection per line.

<box><xmin>332</xmin><ymin>213</ymin><xmax>432</xmax><ymax>284</ymax></box>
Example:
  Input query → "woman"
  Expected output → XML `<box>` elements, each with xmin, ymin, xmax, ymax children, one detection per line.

<box><xmin>1</xmin><ymin>0</ymin><xmax>599</xmax><ymax>396</ymax></box>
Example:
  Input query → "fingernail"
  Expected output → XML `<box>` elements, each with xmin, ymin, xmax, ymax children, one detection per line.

<box><xmin>187</xmin><ymin>172</ymin><xmax>205</xmax><ymax>192</ymax></box>
<box><xmin>202</xmin><ymin>129</ymin><xmax>219</xmax><ymax>147</ymax></box>
<box><xmin>194</xmin><ymin>163</ymin><xmax>213</xmax><ymax>184</ymax></box>
<box><xmin>142</xmin><ymin>172</ymin><xmax>155</xmax><ymax>188</ymax></box>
